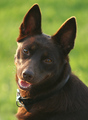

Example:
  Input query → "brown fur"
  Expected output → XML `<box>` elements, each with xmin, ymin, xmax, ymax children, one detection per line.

<box><xmin>15</xmin><ymin>4</ymin><xmax>88</xmax><ymax>120</ymax></box>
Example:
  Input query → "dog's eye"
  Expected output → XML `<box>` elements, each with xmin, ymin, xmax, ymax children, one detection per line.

<box><xmin>23</xmin><ymin>48</ymin><xmax>30</xmax><ymax>55</ymax></box>
<box><xmin>43</xmin><ymin>58</ymin><xmax>52</xmax><ymax>64</ymax></box>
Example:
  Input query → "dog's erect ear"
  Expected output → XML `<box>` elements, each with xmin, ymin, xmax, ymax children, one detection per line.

<box><xmin>52</xmin><ymin>17</ymin><xmax>76</xmax><ymax>55</ymax></box>
<box><xmin>18</xmin><ymin>4</ymin><xmax>42</xmax><ymax>41</ymax></box>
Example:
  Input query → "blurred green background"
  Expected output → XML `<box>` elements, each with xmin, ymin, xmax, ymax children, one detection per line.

<box><xmin>0</xmin><ymin>0</ymin><xmax>88</xmax><ymax>119</ymax></box>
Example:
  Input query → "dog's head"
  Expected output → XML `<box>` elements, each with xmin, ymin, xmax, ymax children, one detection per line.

<box><xmin>15</xmin><ymin>4</ymin><xmax>76</xmax><ymax>98</ymax></box>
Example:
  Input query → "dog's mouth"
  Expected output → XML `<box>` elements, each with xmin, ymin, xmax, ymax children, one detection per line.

<box><xmin>18</xmin><ymin>78</ymin><xmax>32</xmax><ymax>90</ymax></box>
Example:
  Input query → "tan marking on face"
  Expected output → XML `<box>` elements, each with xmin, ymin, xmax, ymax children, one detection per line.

<box><xmin>31</xmin><ymin>45</ymin><xmax>36</xmax><ymax>50</ymax></box>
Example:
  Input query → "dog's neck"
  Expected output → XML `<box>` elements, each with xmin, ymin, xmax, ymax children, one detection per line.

<box><xmin>16</xmin><ymin>63</ymin><xmax>71</xmax><ymax>111</ymax></box>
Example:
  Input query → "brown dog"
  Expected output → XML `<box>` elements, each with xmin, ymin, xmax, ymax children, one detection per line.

<box><xmin>15</xmin><ymin>4</ymin><xmax>88</xmax><ymax>120</ymax></box>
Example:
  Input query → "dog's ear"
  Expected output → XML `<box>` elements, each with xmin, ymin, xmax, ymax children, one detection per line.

<box><xmin>52</xmin><ymin>17</ymin><xmax>76</xmax><ymax>55</ymax></box>
<box><xmin>17</xmin><ymin>4</ymin><xmax>42</xmax><ymax>41</ymax></box>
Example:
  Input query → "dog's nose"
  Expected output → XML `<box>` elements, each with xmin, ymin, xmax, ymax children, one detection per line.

<box><xmin>22</xmin><ymin>69</ymin><xmax>34</xmax><ymax>80</ymax></box>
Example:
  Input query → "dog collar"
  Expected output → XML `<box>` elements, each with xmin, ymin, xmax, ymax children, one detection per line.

<box><xmin>16</xmin><ymin>89</ymin><xmax>34</xmax><ymax>111</ymax></box>
<box><xmin>16</xmin><ymin>63</ymin><xmax>71</xmax><ymax>111</ymax></box>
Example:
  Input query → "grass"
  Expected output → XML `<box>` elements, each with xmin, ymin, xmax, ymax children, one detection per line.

<box><xmin>0</xmin><ymin>0</ymin><xmax>88</xmax><ymax>119</ymax></box>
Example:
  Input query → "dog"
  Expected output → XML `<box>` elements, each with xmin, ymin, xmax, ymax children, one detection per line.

<box><xmin>15</xmin><ymin>4</ymin><xmax>88</xmax><ymax>120</ymax></box>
